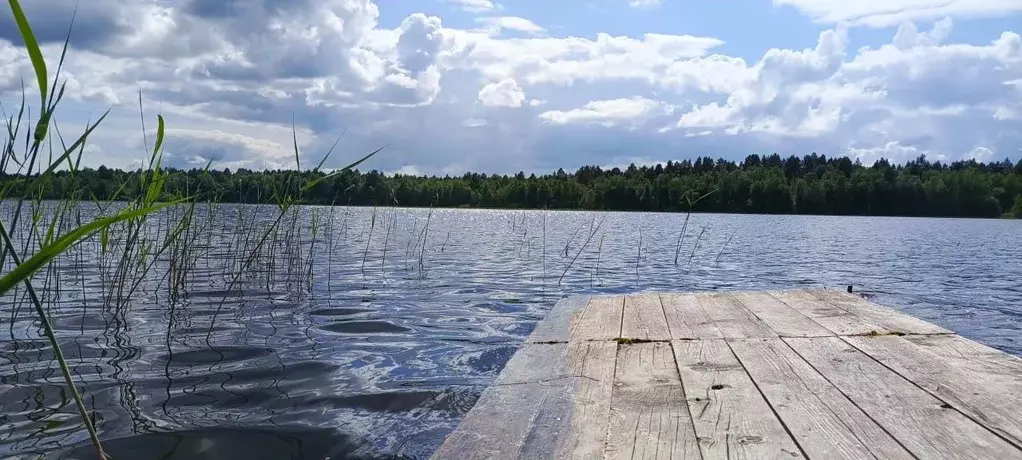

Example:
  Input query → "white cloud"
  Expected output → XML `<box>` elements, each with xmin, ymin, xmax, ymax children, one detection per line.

<box><xmin>478</xmin><ymin>78</ymin><xmax>527</xmax><ymax>107</ymax></box>
<box><xmin>447</xmin><ymin>0</ymin><xmax>500</xmax><ymax>13</ymax></box>
<box><xmin>967</xmin><ymin>146</ymin><xmax>995</xmax><ymax>161</ymax></box>
<box><xmin>1</xmin><ymin>2</ymin><xmax>1020</xmax><ymax>175</ymax></box>
<box><xmin>476</xmin><ymin>16</ymin><xmax>546</xmax><ymax>35</ymax></box>
<box><xmin>392</xmin><ymin>165</ymin><xmax>426</xmax><ymax>176</ymax></box>
<box><xmin>539</xmin><ymin>97</ymin><xmax>671</xmax><ymax>126</ymax></box>
<box><xmin>629</xmin><ymin>0</ymin><xmax>662</xmax><ymax>8</ymax></box>
<box><xmin>848</xmin><ymin>141</ymin><xmax>928</xmax><ymax>165</ymax></box>
<box><xmin>458</xmin><ymin>31</ymin><xmax>725</xmax><ymax>88</ymax></box>
<box><xmin>773</xmin><ymin>0</ymin><xmax>1022</xmax><ymax>27</ymax></box>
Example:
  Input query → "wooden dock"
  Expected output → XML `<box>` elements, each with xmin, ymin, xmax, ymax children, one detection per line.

<box><xmin>432</xmin><ymin>290</ymin><xmax>1022</xmax><ymax>460</ymax></box>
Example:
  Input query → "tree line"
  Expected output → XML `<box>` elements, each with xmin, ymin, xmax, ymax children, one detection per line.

<box><xmin>6</xmin><ymin>153</ymin><xmax>1022</xmax><ymax>218</ymax></box>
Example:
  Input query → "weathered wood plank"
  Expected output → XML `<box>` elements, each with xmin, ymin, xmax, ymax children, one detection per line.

<box><xmin>845</xmin><ymin>334</ymin><xmax>1022</xmax><ymax>447</ymax></box>
<box><xmin>786</xmin><ymin>336</ymin><xmax>1022</xmax><ymax>459</ymax></box>
<box><xmin>729</xmin><ymin>338</ymin><xmax>913</xmax><ymax>459</ymax></box>
<box><xmin>660</xmin><ymin>292</ymin><xmax>722</xmax><ymax>340</ymax></box>
<box><xmin>768</xmin><ymin>290</ymin><xmax>888</xmax><ymax>336</ymax></box>
<box><xmin>570</xmin><ymin>295</ymin><xmax>623</xmax><ymax>342</ymax></box>
<box><xmin>673</xmin><ymin>339</ymin><xmax>802</xmax><ymax>459</ymax></box>
<box><xmin>529</xmin><ymin>295</ymin><xmax>591</xmax><ymax>343</ymax></box>
<box><xmin>621</xmin><ymin>294</ymin><xmax>671</xmax><ymax>341</ymax></box>
<box><xmin>812</xmin><ymin>290</ymin><xmax>952</xmax><ymax>335</ymax></box>
<box><xmin>606</xmin><ymin>342</ymin><xmax>700</xmax><ymax>459</ymax></box>
<box><xmin>432</xmin><ymin>343</ymin><xmax>567</xmax><ymax>459</ymax></box>
<box><xmin>731</xmin><ymin>292</ymin><xmax>833</xmax><ymax>337</ymax></box>
<box><xmin>697</xmin><ymin>292</ymin><xmax>776</xmax><ymax>339</ymax></box>
<box><xmin>520</xmin><ymin>341</ymin><xmax>617</xmax><ymax>459</ymax></box>
<box><xmin>433</xmin><ymin>341</ymin><xmax>618</xmax><ymax>459</ymax></box>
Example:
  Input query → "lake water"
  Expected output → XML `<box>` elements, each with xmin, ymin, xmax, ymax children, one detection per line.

<box><xmin>2</xmin><ymin>206</ymin><xmax>1021</xmax><ymax>459</ymax></box>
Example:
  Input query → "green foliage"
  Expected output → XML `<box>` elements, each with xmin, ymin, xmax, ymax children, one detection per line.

<box><xmin>1010</xmin><ymin>195</ymin><xmax>1022</xmax><ymax>219</ymax></box>
<box><xmin>8</xmin><ymin>153</ymin><xmax>1020</xmax><ymax>218</ymax></box>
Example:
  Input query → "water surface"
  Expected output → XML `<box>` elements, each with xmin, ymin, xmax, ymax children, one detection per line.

<box><xmin>2</xmin><ymin>206</ymin><xmax>1020</xmax><ymax>458</ymax></box>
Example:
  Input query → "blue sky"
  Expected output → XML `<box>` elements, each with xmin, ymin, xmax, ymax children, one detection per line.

<box><xmin>1</xmin><ymin>0</ymin><xmax>1020</xmax><ymax>175</ymax></box>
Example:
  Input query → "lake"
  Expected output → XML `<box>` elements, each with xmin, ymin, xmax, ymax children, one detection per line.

<box><xmin>2</xmin><ymin>206</ymin><xmax>1020</xmax><ymax>459</ymax></box>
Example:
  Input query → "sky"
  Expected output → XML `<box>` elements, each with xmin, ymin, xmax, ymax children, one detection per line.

<box><xmin>1</xmin><ymin>0</ymin><xmax>1021</xmax><ymax>175</ymax></box>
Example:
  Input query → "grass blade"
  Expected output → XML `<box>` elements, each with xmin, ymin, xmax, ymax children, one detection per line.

<box><xmin>0</xmin><ymin>200</ymin><xmax>182</xmax><ymax>294</ymax></box>
<box><xmin>7</xmin><ymin>0</ymin><xmax>46</xmax><ymax>108</ymax></box>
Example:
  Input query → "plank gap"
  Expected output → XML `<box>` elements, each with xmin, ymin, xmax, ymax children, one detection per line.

<box><xmin>722</xmin><ymin>339</ymin><xmax>812</xmax><ymax>460</ymax></box>
<box><xmin>839</xmin><ymin>335</ymin><xmax>1022</xmax><ymax>452</ymax></box>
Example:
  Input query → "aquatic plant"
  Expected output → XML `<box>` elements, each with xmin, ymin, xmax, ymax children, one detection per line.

<box><xmin>0</xmin><ymin>2</ymin><xmax>379</xmax><ymax>457</ymax></box>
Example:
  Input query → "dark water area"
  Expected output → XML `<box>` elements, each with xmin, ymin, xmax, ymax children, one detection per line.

<box><xmin>2</xmin><ymin>205</ymin><xmax>1021</xmax><ymax>459</ymax></box>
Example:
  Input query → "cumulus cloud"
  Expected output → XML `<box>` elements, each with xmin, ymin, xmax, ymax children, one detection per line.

<box><xmin>0</xmin><ymin>1</ymin><xmax>1020</xmax><ymax>175</ymax></box>
<box><xmin>478</xmin><ymin>78</ymin><xmax>526</xmax><ymax>107</ymax></box>
<box><xmin>539</xmin><ymin>97</ymin><xmax>673</xmax><ymax>126</ymax></box>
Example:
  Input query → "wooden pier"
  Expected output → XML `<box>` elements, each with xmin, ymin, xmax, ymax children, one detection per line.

<box><xmin>432</xmin><ymin>290</ymin><xmax>1022</xmax><ymax>459</ymax></box>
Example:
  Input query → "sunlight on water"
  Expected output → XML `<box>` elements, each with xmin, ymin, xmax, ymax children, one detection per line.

<box><xmin>2</xmin><ymin>204</ymin><xmax>1021</xmax><ymax>458</ymax></box>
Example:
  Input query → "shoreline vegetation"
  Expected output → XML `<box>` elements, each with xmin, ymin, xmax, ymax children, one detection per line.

<box><xmin>4</xmin><ymin>154</ymin><xmax>1022</xmax><ymax>218</ymax></box>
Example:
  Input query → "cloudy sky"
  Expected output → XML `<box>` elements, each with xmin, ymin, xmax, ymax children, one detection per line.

<box><xmin>1</xmin><ymin>0</ymin><xmax>1020</xmax><ymax>175</ymax></box>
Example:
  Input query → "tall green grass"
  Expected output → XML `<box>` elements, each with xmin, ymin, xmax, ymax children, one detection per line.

<box><xmin>0</xmin><ymin>1</ymin><xmax>379</xmax><ymax>457</ymax></box>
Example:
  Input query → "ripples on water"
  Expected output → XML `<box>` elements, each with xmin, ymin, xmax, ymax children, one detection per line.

<box><xmin>1</xmin><ymin>205</ymin><xmax>1020</xmax><ymax>459</ymax></box>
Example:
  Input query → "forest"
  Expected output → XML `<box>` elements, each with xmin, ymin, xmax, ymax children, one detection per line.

<box><xmin>5</xmin><ymin>153</ymin><xmax>1022</xmax><ymax>218</ymax></box>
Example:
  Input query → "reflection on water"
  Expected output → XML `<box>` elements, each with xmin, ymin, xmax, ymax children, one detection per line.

<box><xmin>2</xmin><ymin>206</ymin><xmax>1021</xmax><ymax>459</ymax></box>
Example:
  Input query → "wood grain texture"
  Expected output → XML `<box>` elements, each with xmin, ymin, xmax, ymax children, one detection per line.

<box><xmin>729</xmin><ymin>338</ymin><xmax>913</xmax><ymax>459</ymax></box>
<box><xmin>441</xmin><ymin>291</ymin><xmax>1022</xmax><ymax>459</ymax></box>
<box><xmin>432</xmin><ymin>343</ymin><xmax>567</xmax><ymax>460</ymax></box>
<box><xmin>731</xmin><ymin>291</ymin><xmax>833</xmax><ymax>337</ymax></box>
<box><xmin>697</xmin><ymin>292</ymin><xmax>776</xmax><ymax>339</ymax></box>
<box><xmin>660</xmin><ymin>292</ymin><xmax>722</xmax><ymax>340</ymax></box>
<box><xmin>606</xmin><ymin>342</ymin><xmax>700</xmax><ymax>460</ymax></box>
<box><xmin>811</xmin><ymin>290</ymin><xmax>951</xmax><ymax>335</ymax></box>
<box><xmin>768</xmin><ymin>290</ymin><xmax>887</xmax><ymax>336</ymax></box>
<box><xmin>786</xmin><ymin>336</ymin><xmax>1022</xmax><ymax>459</ymax></box>
<box><xmin>846</xmin><ymin>334</ymin><xmax>1022</xmax><ymax>448</ymax></box>
<box><xmin>673</xmin><ymin>339</ymin><xmax>802</xmax><ymax>460</ymax></box>
<box><xmin>557</xmin><ymin>341</ymin><xmax>617</xmax><ymax>460</ymax></box>
<box><xmin>433</xmin><ymin>341</ymin><xmax>618</xmax><ymax>460</ymax></box>
<box><xmin>621</xmin><ymin>294</ymin><xmax>671</xmax><ymax>341</ymax></box>
<box><xmin>529</xmin><ymin>295</ymin><xmax>591</xmax><ymax>343</ymax></box>
<box><xmin>570</xmin><ymin>295</ymin><xmax>623</xmax><ymax>342</ymax></box>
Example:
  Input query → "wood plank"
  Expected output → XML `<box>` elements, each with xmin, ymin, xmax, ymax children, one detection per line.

<box><xmin>728</xmin><ymin>338</ymin><xmax>913</xmax><ymax>459</ymax></box>
<box><xmin>606</xmin><ymin>342</ymin><xmax>700</xmax><ymax>459</ymax></box>
<box><xmin>697</xmin><ymin>292</ymin><xmax>776</xmax><ymax>339</ymax></box>
<box><xmin>570</xmin><ymin>295</ymin><xmax>623</xmax><ymax>342</ymax></box>
<box><xmin>520</xmin><ymin>341</ymin><xmax>617</xmax><ymax>459</ymax></box>
<box><xmin>432</xmin><ymin>343</ymin><xmax>566</xmax><ymax>460</ymax></box>
<box><xmin>529</xmin><ymin>295</ymin><xmax>590</xmax><ymax>343</ymax></box>
<box><xmin>433</xmin><ymin>341</ymin><xmax>617</xmax><ymax>459</ymax></box>
<box><xmin>673</xmin><ymin>339</ymin><xmax>802</xmax><ymax>459</ymax></box>
<box><xmin>768</xmin><ymin>290</ymin><xmax>888</xmax><ymax>336</ymax></box>
<box><xmin>731</xmin><ymin>292</ymin><xmax>833</xmax><ymax>337</ymax></box>
<box><xmin>660</xmin><ymin>292</ymin><xmax>722</xmax><ymax>340</ymax></box>
<box><xmin>845</xmin><ymin>334</ymin><xmax>1022</xmax><ymax>447</ymax></box>
<box><xmin>811</xmin><ymin>290</ymin><xmax>951</xmax><ymax>335</ymax></box>
<box><xmin>621</xmin><ymin>294</ymin><xmax>671</xmax><ymax>341</ymax></box>
<box><xmin>786</xmin><ymin>336</ymin><xmax>1022</xmax><ymax>459</ymax></box>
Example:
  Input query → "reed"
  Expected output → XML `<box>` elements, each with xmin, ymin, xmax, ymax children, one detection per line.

<box><xmin>0</xmin><ymin>3</ymin><xmax>380</xmax><ymax>457</ymax></box>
